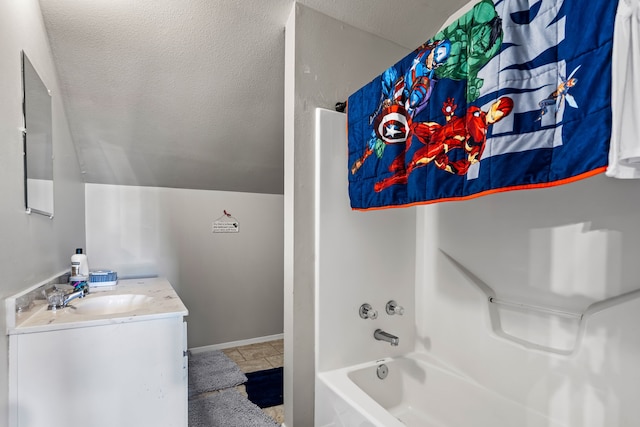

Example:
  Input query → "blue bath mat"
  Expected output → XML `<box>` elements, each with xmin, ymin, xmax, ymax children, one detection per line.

<box><xmin>245</xmin><ymin>367</ymin><xmax>283</xmax><ymax>408</ymax></box>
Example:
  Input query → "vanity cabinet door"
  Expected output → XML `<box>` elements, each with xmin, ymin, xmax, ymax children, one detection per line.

<box><xmin>11</xmin><ymin>317</ymin><xmax>187</xmax><ymax>427</ymax></box>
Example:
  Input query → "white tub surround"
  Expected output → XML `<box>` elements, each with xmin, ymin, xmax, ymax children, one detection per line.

<box><xmin>314</xmin><ymin>109</ymin><xmax>416</xmax><ymax>373</ymax></box>
<box><xmin>8</xmin><ymin>277</ymin><xmax>188</xmax><ymax>334</ymax></box>
<box><xmin>8</xmin><ymin>277</ymin><xmax>189</xmax><ymax>427</ymax></box>
<box><xmin>314</xmin><ymin>109</ymin><xmax>417</xmax><ymax>426</ymax></box>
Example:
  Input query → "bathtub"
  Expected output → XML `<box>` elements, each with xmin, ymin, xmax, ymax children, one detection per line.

<box><xmin>316</xmin><ymin>352</ymin><xmax>564</xmax><ymax>427</ymax></box>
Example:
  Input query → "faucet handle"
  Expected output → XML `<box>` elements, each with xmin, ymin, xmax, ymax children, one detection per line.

<box><xmin>359</xmin><ymin>303</ymin><xmax>378</xmax><ymax>320</ymax></box>
<box><xmin>386</xmin><ymin>300</ymin><xmax>404</xmax><ymax>315</ymax></box>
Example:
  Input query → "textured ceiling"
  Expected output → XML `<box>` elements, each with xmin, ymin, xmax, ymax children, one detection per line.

<box><xmin>39</xmin><ymin>0</ymin><xmax>471</xmax><ymax>194</ymax></box>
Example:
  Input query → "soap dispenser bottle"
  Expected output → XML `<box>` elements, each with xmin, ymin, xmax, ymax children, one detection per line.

<box><xmin>71</xmin><ymin>248</ymin><xmax>89</xmax><ymax>276</ymax></box>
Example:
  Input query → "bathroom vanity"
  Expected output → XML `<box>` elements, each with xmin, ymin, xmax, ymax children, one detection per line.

<box><xmin>7</xmin><ymin>277</ymin><xmax>188</xmax><ymax>427</ymax></box>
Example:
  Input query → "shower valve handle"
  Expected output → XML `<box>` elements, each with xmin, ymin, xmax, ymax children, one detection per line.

<box><xmin>386</xmin><ymin>300</ymin><xmax>404</xmax><ymax>315</ymax></box>
<box><xmin>359</xmin><ymin>303</ymin><xmax>378</xmax><ymax>320</ymax></box>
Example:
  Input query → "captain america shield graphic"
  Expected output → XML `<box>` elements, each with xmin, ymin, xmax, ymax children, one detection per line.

<box><xmin>374</xmin><ymin>104</ymin><xmax>409</xmax><ymax>144</ymax></box>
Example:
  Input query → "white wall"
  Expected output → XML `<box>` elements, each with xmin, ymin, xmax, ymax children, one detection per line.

<box><xmin>85</xmin><ymin>183</ymin><xmax>283</xmax><ymax>348</ymax></box>
<box><xmin>315</xmin><ymin>109</ymin><xmax>416</xmax><ymax>373</ymax></box>
<box><xmin>0</xmin><ymin>0</ymin><xmax>86</xmax><ymax>421</ymax></box>
<box><xmin>417</xmin><ymin>175</ymin><xmax>640</xmax><ymax>425</ymax></box>
<box><xmin>284</xmin><ymin>5</ymin><xmax>413</xmax><ymax>425</ymax></box>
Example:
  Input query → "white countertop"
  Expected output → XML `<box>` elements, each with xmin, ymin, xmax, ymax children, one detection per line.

<box><xmin>8</xmin><ymin>277</ymin><xmax>188</xmax><ymax>335</ymax></box>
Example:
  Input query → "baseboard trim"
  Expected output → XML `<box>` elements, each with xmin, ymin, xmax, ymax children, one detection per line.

<box><xmin>188</xmin><ymin>333</ymin><xmax>284</xmax><ymax>353</ymax></box>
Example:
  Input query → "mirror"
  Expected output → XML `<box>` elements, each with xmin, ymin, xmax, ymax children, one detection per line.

<box><xmin>22</xmin><ymin>51</ymin><xmax>54</xmax><ymax>218</ymax></box>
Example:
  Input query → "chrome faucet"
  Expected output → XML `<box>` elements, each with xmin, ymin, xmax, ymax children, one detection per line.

<box><xmin>47</xmin><ymin>286</ymin><xmax>88</xmax><ymax>310</ymax></box>
<box><xmin>374</xmin><ymin>329</ymin><xmax>399</xmax><ymax>346</ymax></box>
<box><xmin>63</xmin><ymin>288</ymin><xmax>87</xmax><ymax>306</ymax></box>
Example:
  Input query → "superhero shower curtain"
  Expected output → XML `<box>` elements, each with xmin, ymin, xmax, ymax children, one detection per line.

<box><xmin>347</xmin><ymin>0</ymin><xmax>618</xmax><ymax>210</ymax></box>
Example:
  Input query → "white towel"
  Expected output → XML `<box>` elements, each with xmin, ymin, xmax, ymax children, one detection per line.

<box><xmin>607</xmin><ymin>0</ymin><xmax>640</xmax><ymax>178</ymax></box>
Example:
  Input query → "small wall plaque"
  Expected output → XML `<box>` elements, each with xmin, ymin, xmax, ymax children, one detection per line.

<box><xmin>212</xmin><ymin>210</ymin><xmax>239</xmax><ymax>233</ymax></box>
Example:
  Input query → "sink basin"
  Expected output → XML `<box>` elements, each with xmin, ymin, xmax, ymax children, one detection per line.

<box><xmin>71</xmin><ymin>294</ymin><xmax>154</xmax><ymax>315</ymax></box>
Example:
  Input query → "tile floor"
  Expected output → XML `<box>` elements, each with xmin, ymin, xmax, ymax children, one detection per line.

<box><xmin>222</xmin><ymin>339</ymin><xmax>284</xmax><ymax>425</ymax></box>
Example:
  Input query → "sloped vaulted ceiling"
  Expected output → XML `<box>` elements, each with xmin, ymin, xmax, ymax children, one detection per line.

<box><xmin>39</xmin><ymin>0</ymin><xmax>470</xmax><ymax>194</ymax></box>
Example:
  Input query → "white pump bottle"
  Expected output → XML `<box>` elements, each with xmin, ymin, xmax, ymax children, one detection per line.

<box><xmin>71</xmin><ymin>248</ymin><xmax>89</xmax><ymax>276</ymax></box>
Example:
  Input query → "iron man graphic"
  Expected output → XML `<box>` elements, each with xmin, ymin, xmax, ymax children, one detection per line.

<box><xmin>374</xmin><ymin>96</ymin><xmax>514</xmax><ymax>192</ymax></box>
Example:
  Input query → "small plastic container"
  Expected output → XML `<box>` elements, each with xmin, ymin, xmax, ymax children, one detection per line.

<box><xmin>88</xmin><ymin>270</ymin><xmax>118</xmax><ymax>288</ymax></box>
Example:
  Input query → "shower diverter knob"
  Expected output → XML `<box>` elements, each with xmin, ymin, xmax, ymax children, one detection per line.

<box><xmin>386</xmin><ymin>300</ymin><xmax>404</xmax><ymax>315</ymax></box>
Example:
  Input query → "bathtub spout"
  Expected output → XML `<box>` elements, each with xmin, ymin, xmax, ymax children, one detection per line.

<box><xmin>374</xmin><ymin>329</ymin><xmax>399</xmax><ymax>346</ymax></box>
